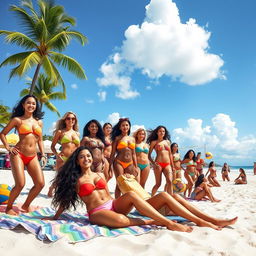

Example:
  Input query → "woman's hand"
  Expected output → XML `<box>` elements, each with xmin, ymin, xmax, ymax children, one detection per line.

<box><xmin>9</xmin><ymin>147</ymin><xmax>19</xmax><ymax>155</ymax></box>
<box><xmin>41</xmin><ymin>155</ymin><xmax>47</xmax><ymax>168</ymax></box>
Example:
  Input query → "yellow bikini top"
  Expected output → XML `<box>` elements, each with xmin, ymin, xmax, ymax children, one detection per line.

<box><xmin>60</xmin><ymin>133</ymin><xmax>80</xmax><ymax>145</ymax></box>
<box><xmin>117</xmin><ymin>140</ymin><xmax>135</xmax><ymax>150</ymax></box>
<box><xmin>18</xmin><ymin>121</ymin><xmax>42</xmax><ymax>137</ymax></box>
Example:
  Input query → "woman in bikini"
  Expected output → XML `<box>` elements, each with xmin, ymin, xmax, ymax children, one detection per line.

<box><xmin>110</xmin><ymin>118</ymin><xmax>138</xmax><ymax>198</ymax></box>
<box><xmin>205</xmin><ymin>161</ymin><xmax>221</xmax><ymax>187</ymax></box>
<box><xmin>47</xmin><ymin>112</ymin><xmax>80</xmax><ymax>197</ymax></box>
<box><xmin>147</xmin><ymin>126</ymin><xmax>174</xmax><ymax>196</ymax></box>
<box><xmin>0</xmin><ymin>95</ymin><xmax>45</xmax><ymax>215</ymax></box>
<box><xmin>80</xmin><ymin>120</ymin><xmax>110</xmax><ymax>180</ymax></box>
<box><xmin>133</xmin><ymin>128</ymin><xmax>150</xmax><ymax>188</ymax></box>
<box><xmin>45</xmin><ymin>146</ymin><xmax>237</xmax><ymax>232</ymax></box>
<box><xmin>182</xmin><ymin>150</ymin><xmax>197</xmax><ymax>197</ymax></box>
<box><xmin>196</xmin><ymin>152</ymin><xmax>205</xmax><ymax>175</ymax></box>
<box><xmin>171</xmin><ymin>143</ymin><xmax>183</xmax><ymax>180</ymax></box>
<box><xmin>190</xmin><ymin>174</ymin><xmax>221</xmax><ymax>202</ymax></box>
<box><xmin>234</xmin><ymin>168</ymin><xmax>247</xmax><ymax>184</ymax></box>
<box><xmin>221</xmin><ymin>163</ymin><xmax>230</xmax><ymax>181</ymax></box>
<box><xmin>103</xmin><ymin>123</ymin><xmax>112</xmax><ymax>162</ymax></box>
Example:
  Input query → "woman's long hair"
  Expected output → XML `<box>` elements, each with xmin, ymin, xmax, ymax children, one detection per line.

<box><xmin>171</xmin><ymin>142</ymin><xmax>178</xmax><ymax>153</ymax></box>
<box><xmin>52</xmin><ymin>146</ymin><xmax>92</xmax><ymax>211</ymax></box>
<box><xmin>111</xmin><ymin>118</ymin><xmax>131</xmax><ymax>141</ymax></box>
<box><xmin>239</xmin><ymin>168</ymin><xmax>246</xmax><ymax>176</ymax></box>
<box><xmin>53</xmin><ymin>111</ymin><xmax>79</xmax><ymax>135</ymax></box>
<box><xmin>11</xmin><ymin>95</ymin><xmax>44</xmax><ymax>120</ymax></box>
<box><xmin>146</xmin><ymin>125</ymin><xmax>171</xmax><ymax>144</ymax></box>
<box><xmin>209</xmin><ymin>161</ymin><xmax>214</xmax><ymax>168</ymax></box>
<box><xmin>82</xmin><ymin>119</ymin><xmax>106</xmax><ymax>145</ymax></box>
<box><xmin>183</xmin><ymin>149</ymin><xmax>197</xmax><ymax>162</ymax></box>
<box><xmin>195</xmin><ymin>174</ymin><xmax>205</xmax><ymax>187</ymax></box>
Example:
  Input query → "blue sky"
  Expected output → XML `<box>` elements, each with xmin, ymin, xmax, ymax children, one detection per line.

<box><xmin>0</xmin><ymin>0</ymin><xmax>256</xmax><ymax>165</ymax></box>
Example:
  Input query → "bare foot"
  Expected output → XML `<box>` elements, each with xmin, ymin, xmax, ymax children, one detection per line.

<box><xmin>167</xmin><ymin>222</ymin><xmax>193</xmax><ymax>232</ymax></box>
<box><xmin>6</xmin><ymin>208</ymin><xmax>18</xmax><ymax>216</ymax></box>
<box><xmin>20</xmin><ymin>205</ymin><xmax>33</xmax><ymax>213</ymax></box>
<box><xmin>215</xmin><ymin>217</ymin><xmax>238</xmax><ymax>227</ymax></box>
<box><xmin>198</xmin><ymin>220</ymin><xmax>222</xmax><ymax>230</ymax></box>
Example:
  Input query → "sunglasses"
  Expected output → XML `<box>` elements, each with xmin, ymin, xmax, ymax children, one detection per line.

<box><xmin>119</xmin><ymin>117</ymin><xmax>129</xmax><ymax>122</ymax></box>
<box><xmin>66</xmin><ymin>117</ymin><xmax>76</xmax><ymax>121</ymax></box>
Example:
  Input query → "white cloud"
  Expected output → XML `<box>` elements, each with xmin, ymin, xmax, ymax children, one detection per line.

<box><xmin>97</xmin><ymin>53</ymin><xmax>139</xmax><ymax>100</ymax></box>
<box><xmin>71</xmin><ymin>83</ymin><xmax>78</xmax><ymax>89</ymax></box>
<box><xmin>97</xmin><ymin>90</ymin><xmax>107</xmax><ymax>102</ymax></box>
<box><xmin>85</xmin><ymin>99</ymin><xmax>94</xmax><ymax>104</ymax></box>
<box><xmin>97</xmin><ymin>0</ymin><xmax>225</xmax><ymax>99</ymax></box>
<box><xmin>48</xmin><ymin>122</ymin><xmax>56</xmax><ymax>134</ymax></box>
<box><xmin>172</xmin><ymin>113</ymin><xmax>256</xmax><ymax>165</ymax></box>
<box><xmin>106</xmin><ymin>112</ymin><xmax>121</xmax><ymax>125</ymax></box>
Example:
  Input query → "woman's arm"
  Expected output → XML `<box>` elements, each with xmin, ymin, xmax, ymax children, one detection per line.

<box><xmin>205</xmin><ymin>168</ymin><xmax>210</xmax><ymax>177</ymax></box>
<box><xmin>0</xmin><ymin>118</ymin><xmax>20</xmax><ymax>154</ymax></box>
<box><xmin>51</xmin><ymin>130</ymin><xmax>62</xmax><ymax>157</ymax></box>
<box><xmin>109</xmin><ymin>138</ymin><xmax>118</xmax><ymax>166</ymax></box>
<box><xmin>37</xmin><ymin>120</ymin><xmax>47</xmax><ymax>167</ymax></box>
<box><xmin>148</xmin><ymin>141</ymin><xmax>156</xmax><ymax>165</ymax></box>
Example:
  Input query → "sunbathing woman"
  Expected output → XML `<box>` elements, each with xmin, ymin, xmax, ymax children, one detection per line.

<box><xmin>110</xmin><ymin>118</ymin><xmax>139</xmax><ymax>198</ymax></box>
<box><xmin>234</xmin><ymin>168</ymin><xmax>247</xmax><ymax>184</ymax></box>
<box><xmin>181</xmin><ymin>150</ymin><xmax>197</xmax><ymax>197</ymax></box>
<box><xmin>171</xmin><ymin>143</ymin><xmax>183</xmax><ymax>180</ymax></box>
<box><xmin>205</xmin><ymin>161</ymin><xmax>221</xmax><ymax>187</ymax></box>
<box><xmin>46</xmin><ymin>146</ymin><xmax>237</xmax><ymax>232</ymax></box>
<box><xmin>147</xmin><ymin>126</ymin><xmax>174</xmax><ymax>196</ymax></box>
<box><xmin>221</xmin><ymin>163</ymin><xmax>230</xmax><ymax>181</ymax></box>
<box><xmin>47</xmin><ymin>112</ymin><xmax>80</xmax><ymax>197</ymax></box>
<box><xmin>80</xmin><ymin>120</ymin><xmax>110</xmax><ymax>180</ymax></box>
<box><xmin>103</xmin><ymin>122</ymin><xmax>112</xmax><ymax>162</ymax></box>
<box><xmin>0</xmin><ymin>95</ymin><xmax>45</xmax><ymax>215</ymax></box>
<box><xmin>190</xmin><ymin>174</ymin><xmax>221</xmax><ymax>202</ymax></box>
<box><xmin>133</xmin><ymin>128</ymin><xmax>150</xmax><ymax>188</ymax></box>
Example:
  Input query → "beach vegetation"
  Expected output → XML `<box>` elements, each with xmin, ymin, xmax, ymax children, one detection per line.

<box><xmin>0</xmin><ymin>0</ymin><xmax>87</xmax><ymax>95</ymax></box>
<box><xmin>0</xmin><ymin>103</ymin><xmax>11</xmax><ymax>128</ymax></box>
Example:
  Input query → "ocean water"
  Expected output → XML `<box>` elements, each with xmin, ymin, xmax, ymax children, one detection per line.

<box><xmin>207</xmin><ymin>166</ymin><xmax>254</xmax><ymax>175</ymax></box>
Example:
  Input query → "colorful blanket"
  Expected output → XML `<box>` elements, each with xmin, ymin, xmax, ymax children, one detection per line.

<box><xmin>0</xmin><ymin>207</ymin><xmax>186</xmax><ymax>243</ymax></box>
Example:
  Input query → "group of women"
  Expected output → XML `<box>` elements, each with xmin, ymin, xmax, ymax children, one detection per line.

<box><xmin>0</xmin><ymin>95</ymin><xmax>238</xmax><ymax>232</ymax></box>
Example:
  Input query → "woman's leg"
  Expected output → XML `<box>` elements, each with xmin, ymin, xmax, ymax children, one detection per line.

<box><xmin>163</xmin><ymin>166</ymin><xmax>173</xmax><ymax>195</ymax></box>
<box><xmin>140</xmin><ymin>165</ymin><xmax>150</xmax><ymax>189</ymax></box>
<box><xmin>113</xmin><ymin>161</ymin><xmax>124</xmax><ymax>198</ymax></box>
<box><xmin>22</xmin><ymin>157</ymin><xmax>45</xmax><ymax>212</ymax></box>
<box><xmin>6</xmin><ymin>154</ymin><xmax>26</xmax><ymax>215</ymax></box>
<box><xmin>151</xmin><ymin>165</ymin><xmax>163</xmax><ymax>196</ymax></box>
<box><xmin>184</xmin><ymin>172</ymin><xmax>194</xmax><ymax>197</ymax></box>
<box><xmin>172</xmin><ymin>193</ymin><xmax>237</xmax><ymax>227</ymax></box>
<box><xmin>113</xmin><ymin>191</ymin><xmax>193</xmax><ymax>232</ymax></box>
<box><xmin>212</xmin><ymin>177</ymin><xmax>221</xmax><ymax>187</ymax></box>
<box><xmin>147</xmin><ymin>192</ymin><xmax>221</xmax><ymax>230</ymax></box>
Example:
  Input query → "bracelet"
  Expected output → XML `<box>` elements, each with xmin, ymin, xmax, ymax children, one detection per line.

<box><xmin>41</xmin><ymin>155</ymin><xmax>47</xmax><ymax>159</ymax></box>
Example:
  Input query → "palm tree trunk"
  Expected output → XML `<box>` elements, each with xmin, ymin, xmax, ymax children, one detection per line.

<box><xmin>29</xmin><ymin>63</ymin><xmax>41</xmax><ymax>95</ymax></box>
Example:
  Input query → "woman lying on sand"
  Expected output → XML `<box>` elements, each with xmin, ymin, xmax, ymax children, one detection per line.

<box><xmin>44</xmin><ymin>146</ymin><xmax>237</xmax><ymax>233</ymax></box>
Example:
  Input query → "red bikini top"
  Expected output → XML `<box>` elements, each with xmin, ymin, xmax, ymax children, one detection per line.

<box><xmin>78</xmin><ymin>177</ymin><xmax>107</xmax><ymax>197</ymax></box>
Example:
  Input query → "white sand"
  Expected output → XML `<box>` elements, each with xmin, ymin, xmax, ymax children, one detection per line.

<box><xmin>0</xmin><ymin>168</ymin><xmax>256</xmax><ymax>256</ymax></box>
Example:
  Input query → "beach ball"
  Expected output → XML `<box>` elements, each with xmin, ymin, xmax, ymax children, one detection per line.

<box><xmin>173</xmin><ymin>178</ymin><xmax>186</xmax><ymax>193</ymax></box>
<box><xmin>205</xmin><ymin>152</ymin><xmax>213</xmax><ymax>160</ymax></box>
<box><xmin>0</xmin><ymin>184</ymin><xmax>11</xmax><ymax>205</ymax></box>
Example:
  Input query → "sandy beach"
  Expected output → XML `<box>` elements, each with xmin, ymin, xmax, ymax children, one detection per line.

<box><xmin>0</xmin><ymin>168</ymin><xmax>256</xmax><ymax>256</ymax></box>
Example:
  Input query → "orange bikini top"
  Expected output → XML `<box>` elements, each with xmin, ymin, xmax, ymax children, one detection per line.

<box><xmin>78</xmin><ymin>178</ymin><xmax>107</xmax><ymax>197</ymax></box>
<box><xmin>18</xmin><ymin>121</ymin><xmax>42</xmax><ymax>137</ymax></box>
<box><xmin>117</xmin><ymin>140</ymin><xmax>135</xmax><ymax>150</ymax></box>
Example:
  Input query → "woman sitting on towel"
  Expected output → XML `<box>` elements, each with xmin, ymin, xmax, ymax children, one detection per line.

<box><xmin>190</xmin><ymin>174</ymin><xmax>221</xmax><ymax>202</ymax></box>
<box><xmin>46</xmin><ymin>146</ymin><xmax>237</xmax><ymax>232</ymax></box>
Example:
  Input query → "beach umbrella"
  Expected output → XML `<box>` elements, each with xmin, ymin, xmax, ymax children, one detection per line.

<box><xmin>41</xmin><ymin>140</ymin><xmax>61</xmax><ymax>154</ymax></box>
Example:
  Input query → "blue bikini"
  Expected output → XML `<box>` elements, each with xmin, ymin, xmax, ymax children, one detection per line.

<box><xmin>136</xmin><ymin>146</ymin><xmax>149</xmax><ymax>171</ymax></box>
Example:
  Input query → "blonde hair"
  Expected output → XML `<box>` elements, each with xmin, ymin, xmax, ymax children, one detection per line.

<box><xmin>53</xmin><ymin>111</ymin><xmax>79</xmax><ymax>135</ymax></box>
<box><xmin>133</xmin><ymin>128</ymin><xmax>147</xmax><ymax>143</ymax></box>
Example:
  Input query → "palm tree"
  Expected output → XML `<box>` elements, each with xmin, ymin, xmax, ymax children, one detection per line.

<box><xmin>0</xmin><ymin>103</ymin><xmax>11</xmax><ymax>128</ymax></box>
<box><xmin>0</xmin><ymin>0</ymin><xmax>87</xmax><ymax>95</ymax></box>
<box><xmin>20</xmin><ymin>73</ymin><xmax>66</xmax><ymax>117</ymax></box>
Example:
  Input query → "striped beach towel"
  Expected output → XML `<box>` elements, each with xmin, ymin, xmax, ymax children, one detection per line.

<box><xmin>0</xmin><ymin>207</ymin><xmax>161</xmax><ymax>243</ymax></box>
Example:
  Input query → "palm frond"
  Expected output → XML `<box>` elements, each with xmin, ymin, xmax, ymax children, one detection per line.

<box><xmin>0</xmin><ymin>51</ymin><xmax>33</xmax><ymax>68</ymax></box>
<box><xmin>41</xmin><ymin>56</ymin><xmax>58</xmax><ymax>84</ymax></box>
<box><xmin>44</xmin><ymin>101</ymin><xmax>60</xmax><ymax>116</ymax></box>
<box><xmin>50</xmin><ymin>52</ymin><xmax>87</xmax><ymax>79</ymax></box>
<box><xmin>20</xmin><ymin>88</ymin><xmax>30</xmax><ymax>96</ymax></box>
<box><xmin>48</xmin><ymin>91</ymin><xmax>66</xmax><ymax>100</ymax></box>
<box><xmin>0</xmin><ymin>30</ymin><xmax>37</xmax><ymax>49</ymax></box>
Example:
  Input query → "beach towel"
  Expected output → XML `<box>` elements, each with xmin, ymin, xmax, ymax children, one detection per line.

<box><xmin>0</xmin><ymin>206</ymin><xmax>187</xmax><ymax>243</ymax></box>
